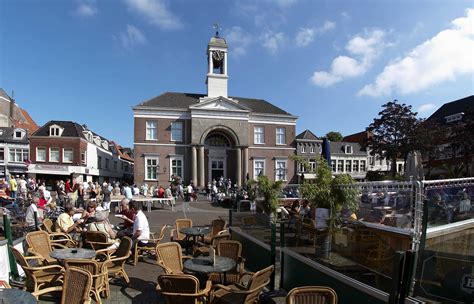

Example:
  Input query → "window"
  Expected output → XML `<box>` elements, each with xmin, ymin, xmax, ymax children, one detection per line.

<box><xmin>49</xmin><ymin>126</ymin><xmax>61</xmax><ymax>137</ymax></box>
<box><xmin>331</xmin><ymin>160</ymin><xmax>336</xmax><ymax>172</ymax></box>
<box><xmin>49</xmin><ymin>148</ymin><xmax>60</xmax><ymax>162</ymax></box>
<box><xmin>275</xmin><ymin>160</ymin><xmax>287</xmax><ymax>181</ymax></box>
<box><xmin>353</xmin><ymin>160</ymin><xmax>359</xmax><ymax>172</ymax></box>
<box><xmin>81</xmin><ymin>151</ymin><xmax>87</xmax><ymax>164</ymax></box>
<box><xmin>309</xmin><ymin>160</ymin><xmax>316</xmax><ymax>171</ymax></box>
<box><xmin>105</xmin><ymin>158</ymin><xmax>110</xmax><ymax>169</ymax></box>
<box><xmin>369</xmin><ymin>156</ymin><xmax>375</xmax><ymax>166</ymax></box>
<box><xmin>301</xmin><ymin>146</ymin><xmax>306</xmax><ymax>153</ymax></box>
<box><xmin>298</xmin><ymin>163</ymin><xmax>305</xmax><ymax>173</ymax></box>
<box><xmin>345</xmin><ymin>145</ymin><xmax>353</xmax><ymax>154</ymax></box>
<box><xmin>0</xmin><ymin>148</ymin><xmax>4</xmax><ymax>161</ymax></box>
<box><xmin>9</xmin><ymin>148</ymin><xmax>29</xmax><ymax>163</ymax></box>
<box><xmin>124</xmin><ymin>163</ymin><xmax>130</xmax><ymax>172</ymax></box>
<box><xmin>360</xmin><ymin>160</ymin><xmax>366</xmax><ymax>171</ymax></box>
<box><xmin>14</xmin><ymin>131</ymin><xmax>23</xmax><ymax>139</ymax></box>
<box><xmin>254</xmin><ymin>159</ymin><xmax>265</xmax><ymax>178</ymax></box>
<box><xmin>114</xmin><ymin>161</ymin><xmax>118</xmax><ymax>171</ymax></box>
<box><xmin>171</xmin><ymin>122</ymin><xmax>183</xmax><ymax>142</ymax></box>
<box><xmin>63</xmin><ymin>148</ymin><xmax>73</xmax><ymax>163</ymax></box>
<box><xmin>276</xmin><ymin>128</ymin><xmax>285</xmax><ymax>145</ymax></box>
<box><xmin>310</xmin><ymin>146</ymin><xmax>315</xmax><ymax>153</ymax></box>
<box><xmin>398</xmin><ymin>163</ymin><xmax>403</xmax><ymax>173</ymax></box>
<box><xmin>337</xmin><ymin>160</ymin><xmax>343</xmax><ymax>172</ymax></box>
<box><xmin>170</xmin><ymin>156</ymin><xmax>183</xmax><ymax>178</ymax></box>
<box><xmin>254</xmin><ymin>127</ymin><xmax>264</xmax><ymax>144</ymax></box>
<box><xmin>146</xmin><ymin>121</ymin><xmax>157</xmax><ymax>140</ymax></box>
<box><xmin>37</xmin><ymin>148</ymin><xmax>46</xmax><ymax>162</ymax></box>
<box><xmin>346</xmin><ymin>160</ymin><xmax>352</xmax><ymax>172</ymax></box>
<box><xmin>97</xmin><ymin>156</ymin><xmax>102</xmax><ymax>169</ymax></box>
<box><xmin>145</xmin><ymin>157</ymin><xmax>159</xmax><ymax>180</ymax></box>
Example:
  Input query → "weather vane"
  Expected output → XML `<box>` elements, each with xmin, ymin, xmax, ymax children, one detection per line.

<box><xmin>213</xmin><ymin>23</ymin><xmax>222</xmax><ymax>37</ymax></box>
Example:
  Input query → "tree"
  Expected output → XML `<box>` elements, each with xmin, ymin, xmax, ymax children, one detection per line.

<box><xmin>325</xmin><ymin>131</ymin><xmax>343</xmax><ymax>142</ymax></box>
<box><xmin>368</xmin><ymin>100</ymin><xmax>420</xmax><ymax>178</ymax></box>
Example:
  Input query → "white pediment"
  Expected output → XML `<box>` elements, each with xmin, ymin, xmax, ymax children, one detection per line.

<box><xmin>190</xmin><ymin>97</ymin><xmax>250</xmax><ymax>112</ymax></box>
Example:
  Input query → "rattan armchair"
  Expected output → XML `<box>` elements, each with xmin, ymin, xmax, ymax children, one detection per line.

<box><xmin>156</xmin><ymin>242</ymin><xmax>192</xmax><ymax>274</ymax></box>
<box><xmin>133</xmin><ymin>224</ymin><xmax>167</xmax><ymax>265</ymax></box>
<box><xmin>193</xmin><ymin>231</ymin><xmax>230</xmax><ymax>256</ymax></box>
<box><xmin>99</xmin><ymin>236</ymin><xmax>132</xmax><ymax>284</ymax></box>
<box><xmin>209</xmin><ymin>240</ymin><xmax>245</xmax><ymax>284</ymax></box>
<box><xmin>171</xmin><ymin>219</ymin><xmax>193</xmax><ymax>244</ymax></box>
<box><xmin>26</xmin><ymin>230</ymin><xmax>68</xmax><ymax>265</ymax></box>
<box><xmin>61</xmin><ymin>267</ymin><xmax>93</xmax><ymax>304</ymax></box>
<box><xmin>85</xmin><ymin>231</ymin><xmax>116</xmax><ymax>252</ymax></box>
<box><xmin>211</xmin><ymin>265</ymin><xmax>274</xmax><ymax>304</ymax></box>
<box><xmin>9</xmin><ymin>245</ymin><xmax>64</xmax><ymax>299</ymax></box>
<box><xmin>65</xmin><ymin>259</ymin><xmax>110</xmax><ymax>303</ymax></box>
<box><xmin>158</xmin><ymin>274</ymin><xmax>212</xmax><ymax>304</ymax></box>
<box><xmin>40</xmin><ymin>219</ymin><xmax>77</xmax><ymax>248</ymax></box>
<box><xmin>203</xmin><ymin>219</ymin><xmax>227</xmax><ymax>244</ymax></box>
<box><xmin>285</xmin><ymin>286</ymin><xmax>338</xmax><ymax>304</ymax></box>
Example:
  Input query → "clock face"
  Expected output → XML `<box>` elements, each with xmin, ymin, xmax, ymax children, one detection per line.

<box><xmin>212</xmin><ymin>50</ymin><xmax>224</xmax><ymax>62</ymax></box>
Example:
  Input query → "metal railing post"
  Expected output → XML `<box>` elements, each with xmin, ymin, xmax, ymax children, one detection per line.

<box><xmin>3</xmin><ymin>214</ymin><xmax>19</xmax><ymax>279</ymax></box>
<box><xmin>279</xmin><ymin>222</ymin><xmax>285</xmax><ymax>290</ymax></box>
<box><xmin>270</xmin><ymin>221</ymin><xmax>276</xmax><ymax>291</ymax></box>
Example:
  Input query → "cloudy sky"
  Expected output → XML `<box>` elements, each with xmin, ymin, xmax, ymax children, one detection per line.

<box><xmin>1</xmin><ymin>0</ymin><xmax>473</xmax><ymax>146</ymax></box>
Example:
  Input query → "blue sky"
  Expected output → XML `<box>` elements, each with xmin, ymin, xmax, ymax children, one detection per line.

<box><xmin>1</xmin><ymin>0</ymin><xmax>473</xmax><ymax>147</ymax></box>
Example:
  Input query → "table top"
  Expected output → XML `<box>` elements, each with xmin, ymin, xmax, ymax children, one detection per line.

<box><xmin>50</xmin><ymin>248</ymin><xmax>96</xmax><ymax>260</ymax></box>
<box><xmin>184</xmin><ymin>256</ymin><xmax>236</xmax><ymax>274</ymax></box>
<box><xmin>0</xmin><ymin>288</ymin><xmax>37</xmax><ymax>303</ymax></box>
<box><xmin>180</xmin><ymin>227</ymin><xmax>210</xmax><ymax>236</ymax></box>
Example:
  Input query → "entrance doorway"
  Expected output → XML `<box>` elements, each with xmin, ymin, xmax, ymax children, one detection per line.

<box><xmin>210</xmin><ymin>158</ymin><xmax>225</xmax><ymax>181</ymax></box>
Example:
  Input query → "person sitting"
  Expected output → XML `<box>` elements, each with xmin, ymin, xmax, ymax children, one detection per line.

<box><xmin>87</xmin><ymin>210</ymin><xmax>119</xmax><ymax>249</ymax></box>
<box><xmin>45</xmin><ymin>200</ymin><xmax>63</xmax><ymax>221</ymax></box>
<box><xmin>116</xmin><ymin>199</ymin><xmax>135</xmax><ymax>238</ymax></box>
<box><xmin>56</xmin><ymin>203</ymin><xmax>83</xmax><ymax>241</ymax></box>
<box><xmin>157</xmin><ymin>186</ymin><xmax>165</xmax><ymax>198</ymax></box>
<box><xmin>129</xmin><ymin>200</ymin><xmax>150</xmax><ymax>260</ymax></box>
<box><xmin>81</xmin><ymin>201</ymin><xmax>97</xmax><ymax>225</ymax></box>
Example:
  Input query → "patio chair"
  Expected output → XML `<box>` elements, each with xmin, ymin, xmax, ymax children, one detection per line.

<box><xmin>171</xmin><ymin>219</ymin><xmax>193</xmax><ymax>244</ymax></box>
<box><xmin>133</xmin><ymin>224</ymin><xmax>167</xmax><ymax>265</ymax></box>
<box><xmin>61</xmin><ymin>267</ymin><xmax>93</xmax><ymax>304</ymax></box>
<box><xmin>209</xmin><ymin>240</ymin><xmax>245</xmax><ymax>284</ymax></box>
<box><xmin>158</xmin><ymin>273</ymin><xmax>212</xmax><ymax>304</ymax></box>
<box><xmin>84</xmin><ymin>231</ymin><xmax>116</xmax><ymax>252</ymax></box>
<box><xmin>285</xmin><ymin>286</ymin><xmax>338</xmax><ymax>304</ymax></box>
<box><xmin>41</xmin><ymin>219</ymin><xmax>77</xmax><ymax>248</ymax></box>
<box><xmin>203</xmin><ymin>219</ymin><xmax>227</xmax><ymax>244</ymax></box>
<box><xmin>156</xmin><ymin>242</ymin><xmax>192</xmax><ymax>274</ymax></box>
<box><xmin>194</xmin><ymin>231</ymin><xmax>230</xmax><ymax>256</ymax></box>
<box><xmin>9</xmin><ymin>245</ymin><xmax>64</xmax><ymax>299</ymax></box>
<box><xmin>210</xmin><ymin>265</ymin><xmax>274</xmax><ymax>304</ymax></box>
<box><xmin>99</xmin><ymin>236</ymin><xmax>132</xmax><ymax>284</ymax></box>
<box><xmin>26</xmin><ymin>230</ymin><xmax>68</xmax><ymax>265</ymax></box>
<box><xmin>65</xmin><ymin>259</ymin><xmax>110</xmax><ymax>303</ymax></box>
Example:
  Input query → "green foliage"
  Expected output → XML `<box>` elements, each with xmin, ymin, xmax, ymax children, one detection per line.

<box><xmin>252</xmin><ymin>175</ymin><xmax>283</xmax><ymax>214</ymax></box>
<box><xmin>245</xmin><ymin>179</ymin><xmax>258</xmax><ymax>202</ymax></box>
<box><xmin>325</xmin><ymin>131</ymin><xmax>343</xmax><ymax>142</ymax></box>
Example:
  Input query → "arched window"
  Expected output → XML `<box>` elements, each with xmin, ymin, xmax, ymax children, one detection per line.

<box><xmin>205</xmin><ymin>132</ymin><xmax>231</xmax><ymax>147</ymax></box>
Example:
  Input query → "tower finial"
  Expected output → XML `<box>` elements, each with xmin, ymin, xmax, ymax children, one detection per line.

<box><xmin>213</xmin><ymin>23</ymin><xmax>222</xmax><ymax>37</ymax></box>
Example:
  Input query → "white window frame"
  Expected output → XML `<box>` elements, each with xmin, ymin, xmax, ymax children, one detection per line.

<box><xmin>49</xmin><ymin>147</ymin><xmax>60</xmax><ymax>163</ymax></box>
<box><xmin>346</xmin><ymin>159</ymin><xmax>352</xmax><ymax>172</ymax></box>
<box><xmin>301</xmin><ymin>146</ymin><xmax>306</xmax><ymax>153</ymax></box>
<box><xmin>14</xmin><ymin>130</ymin><xmax>24</xmax><ymax>139</ymax></box>
<box><xmin>310</xmin><ymin>146</ymin><xmax>315</xmax><ymax>153</ymax></box>
<box><xmin>275</xmin><ymin>159</ymin><xmax>288</xmax><ymax>181</ymax></box>
<box><xmin>9</xmin><ymin>148</ymin><xmax>29</xmax><ymax>163</ymax></box>
<box><xmin>49</xmin><ymin>126</ymin><xmax>62</xmax><ymax>137</ymax></box>
<box><xmin>0</xmin><ymin>147</ymin><xmax>4</xmax><ymax>161</ymax></box>
<box><xmin>253</xmin><ymin>158</ymin><xmax>265</xmax><ymax>179</ymax></box>
<box><xmin>353</xmin><ymin>160</ymin><xmax>359</xmax><ymax>172</ymax></box>
<box><xmin>145</xmin><ymin>156</ymin><xmax>159</xmax><ymax>181</ymax></box>
<box><xmin>146</xmin><ymin>121</ymin><xmax>157</xmax><ymax>140</ymax></box>
<box><xmin>345</xmin><ymin>145</ymin><xmax>353</xmax><ymax>154</ymax></box>
<box><xmin>36</xmin><ymin>147</ymin><xmax>46</xmax><ymax>162</ymax></box>
<box><xmin>276</xmin><ymin>127</ymin><xmax>285</xmax><ymax>145</ymax></box>
<box><xmin>171</xmin><ymin>122</ymin><xmax>183</xmax><ymax>142</ymax></box>
<box><xmin>254</xmin><ymin>126</ymin><xmax>265</xmax><ymax>144</ymax></box>
<box><xmin>337</xmin><ymin>160</ymin><xmax>343</xmax><ymax>172</ymax></box>
<box><xmin>331</xmin><ymin>160</ymin><xmax>336</xmax><ymax>172</ymax></box>
<box><xmin>309</xmin><ymin>160</ymin><xmax>316</xmax><ymax>171</ymax></box>
<box><xmin>97</xmin><ymin>156</ymin><xmax>102</xmax><ymax>169</ymax></box>
<box><xmin>169</xmin><ymin>155</ymin><xmax>184</xmax><ymax>179</ymax></box>
<box><xmin>62</xmin><ymin>148</ymin><xmax>73</xmax><ymax>163</ymax></box>
<box><xmin>81</xmin><ymin>151</ymin><xmax>87</xmax><ymax>164</ymax></box>
<box><xmin>360</xmin><ymin>160</ymin><xmax>366</xmax><ymax>171</ymax></box>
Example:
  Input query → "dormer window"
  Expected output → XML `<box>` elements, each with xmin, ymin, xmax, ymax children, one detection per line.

<box><xmin>94</xmin><ymin>136</ymin><xmax>101</xmax><ymax>146</ymax></box>
<box><xmin>101</xmin><ymin>140</ymin><xmax>108</xmax><ymax>150</ymax></box>
<box><xmin>445</xmin><ymin>112</ymin><xmax>464</xmax><ymax>123</ymax></box>
<box><xmin>345</xmin><ymin>145</ymin><xmax>353</xmax><ymax>154</ymax></box>
<box><xmin>49</xmin><ymin>125</ymin><xmax>63</xmax><ymax>137</ymax></box>
<box><xmin>14</xmin><ymin>129</ymin><xmax>24</xmax><ymax>139</ymax></box>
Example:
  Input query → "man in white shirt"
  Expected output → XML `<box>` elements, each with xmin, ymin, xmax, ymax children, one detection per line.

<box><xmin>123</xmin><ymin>184</ymin><xmax>133</xmax><ymax>200</ymax></box>
<box><xmin>25</xmin><ymin>197</ymin><xmax>42</xmax><ymax>229</ymax></box>
<box><xmin>130</xmin><ymin>200</ymin><xmax>150</xmax><ymax>247</ymax></box>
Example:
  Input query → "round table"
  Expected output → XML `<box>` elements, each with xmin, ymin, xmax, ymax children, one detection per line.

<box><xmin>184</xmin><ymin>256</ymin><xmax>236</xmax><ymax>285</ymax></box>
<box><xmin>50</xmin><ymin>248</ymin><xmax>96</xmax><ymax>260</ymax></box>
<box><xmin>0</xmin><ymin>288</ymin><xmax>37</xmax><ymax>304</ymax></box>
<box><xmin>179</xmin><ymin>227</ymin><xmax>211</xmax><ymax>254</ymax></box>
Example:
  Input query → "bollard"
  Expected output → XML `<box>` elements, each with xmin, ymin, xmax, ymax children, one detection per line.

<box><xmin>3</xmin><ymin>214</ymin><xmax>19</xmax><ymax>279</ymax></box>
<box><xmin>228</xmin><ymin>209</ymin><xmax>233</xmax><ymax>227</ymax></box>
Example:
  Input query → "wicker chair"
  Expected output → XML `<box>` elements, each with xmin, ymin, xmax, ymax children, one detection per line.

<box><xmin>156</xmin><ymin>242</ymin><xmax>192</xmax><ymax>274</ymax></box>
<box><xmin>26</xmin><ymin>230</ymin><xmax>68</xmax><ymax>265</ymax></box>
<box><xmin>211</xmin><ymin>265</ymin><xmax>274</xmax><ymax>304</ymax></box>
<box><xmin>99</xmin><ymin>236</ymin><xmax>132</xmax><ymax>284</ymax></box>
<box><xmin>158</xmin><ymin>274</ymin><xmax>212</xmax><ymax>304</ymax></box>
<box><xmin>203</xmin><ymin>219</ymin><xmax>227</xmax><ymax>244</ymax></box>
<box><xmin>285</xmin><ymin>286</ymin><xmax>338</xmax><ymax>304</ymax></box>
<box><xmin>61</xmin><ymin>267</ymin><xmax>93</xmax><ymax>304</ymax></box>
<box><xmin>133</xmin><ymin>224</ymin><xmax>167</xmax><ymax>265</ymax></box>
<box><xmin>9</xmin><ymin>245</ymin><xmax>64</xmax><ymax>299</ymax></box>
<box><xmin>39</xmin><ymin>219</ymin><xmax>77</xmax><ymax>248</ymax></box>
<box><xmin>65</xmin><ymin>259</ymin><xmax>109</xmax><ymax>302</ymax></box>
<box><xmin>209</xmin><ymin>240</ymin><xmax>245</xmax><ymax>284</ymax></box>
<box><xmin>171</xmin><ymin>219</ymin><xmax>193</xmax><ymax>244</ymax></box>
<box><xmin>84</xmin><ymin>231</ymin><xmax>116</xmax><ymax>252</ymax></box>
<box><xmin>193</xmin><ymin>231</ymin><xmax>230</xmax><ymax>256</ymax></box>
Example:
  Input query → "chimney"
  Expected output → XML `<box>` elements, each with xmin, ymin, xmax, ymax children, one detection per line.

<box><xmin>9</xmin><ymin>90</ymin><xmax>15</xmax><ymax>127</ymax></box>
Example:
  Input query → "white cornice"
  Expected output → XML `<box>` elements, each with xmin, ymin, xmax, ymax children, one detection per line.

<box><xmin>249</xmin><ymin>146</ymin><xmax>295</xmax><ymax>150</ymax></box>
<box><xmin>134</xmin><ymin>142</ymin><xmax>191</xmax><ymax>147</ymax></box>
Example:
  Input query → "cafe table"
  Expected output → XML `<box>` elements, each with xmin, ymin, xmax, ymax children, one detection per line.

<box><xmin>50</xmin><ymin>248</ymin><xmax>96</xmax><ymax>262</ymax></box>
<box><xmin>179</xmin><ymin>227</ymin><xmax>211</xmax><ymax>255</ymax></box>
<box><xmin>0</xmin><ymin>288</ymin><xmax>37</xmax><ymax>304</ymax></box>
<box><xmin>184</xmin><ymin>256</ymin><xmax>236</xmax><ymax>286</ymax></box>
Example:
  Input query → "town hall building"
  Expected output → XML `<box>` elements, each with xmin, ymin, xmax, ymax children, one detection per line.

<box><xmin>133</xmin><ymin>34</ymin><xmax>297</xmax><ymax>188</ymax></box>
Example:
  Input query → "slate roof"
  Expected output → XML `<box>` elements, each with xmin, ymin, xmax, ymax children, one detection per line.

<box><xmin>330</xmin><ymin>141</ymin><xmax>367</xmax><ymax>156</ymax></box>
<box><xmin>427</xmin><ymin>95</ymin><xmax>474</xmax><ymax>124</ymax></box>
<box><xmin>134</xmin><ymin>92</ymin><xmax>294</xmax><ymax>116</ymax></box>
<box><xmin>32</xmin><ymin>120</ymin><xmax>87</xmax><ymax>138</ymax></box>
<box><xmin>295</xmin><ymin>129</ymin><xmax>320</xmax><ymax>141</ymax></box>
<box><xmin>0</xmin><ymin>127</ymin><xmax>29</xmax><ymax>144</ymax></box>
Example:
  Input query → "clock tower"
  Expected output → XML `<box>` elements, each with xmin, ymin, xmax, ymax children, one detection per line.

<box><xmin>206</xmin><ymin>32</ymin><xmax>228</xmax><ymax>98</ymax></box>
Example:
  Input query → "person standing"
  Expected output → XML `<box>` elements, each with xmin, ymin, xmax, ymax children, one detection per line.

<box><xmin>18</xmin><ymin>176</ymin><xmax>27</xmax><ymax>199</ymax></box>
<box><xmin>25</xmin><ymin>196</ymin><xmax>42</xmax><ymax>230</ymax></box>
<box><xmin>9</xmin><ymin>175</ymin><xmax>17</xmax><ymax>199</ymax></box>
<box><xmin>123</xmin><ymin>184</ymin><xmax>133</xmax><ymax>200</ymax></box>
<box><xmin>102</xmin><ymin>184</ymin><xmax>112</xmax><ymax>210</ymax></box>
<box><xmin>186</xmin><ymin>183</ymin><xmax>193</xmax><ymax>202</ymax></box>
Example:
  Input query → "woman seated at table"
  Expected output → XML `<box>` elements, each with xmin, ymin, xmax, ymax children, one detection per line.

<box><xmin>87</xmin><ymin>210</ymin><xmax>119</xmax><ymax>249</ymax></box>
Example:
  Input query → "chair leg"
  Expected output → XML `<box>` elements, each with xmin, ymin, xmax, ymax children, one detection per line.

<box><xmin>121</xmin><ymin>270</ymin><xmax>130</xmax><ymax>284</ymax></box>
<box><xmin>92</xmin><ymin>290</ymin><xmax>101</xmax><ymax>304</ymax></box>
<box><xmin>133</xmin><ymin>248</ymin><xmax>139</xmax><ymax>266</ymax></box>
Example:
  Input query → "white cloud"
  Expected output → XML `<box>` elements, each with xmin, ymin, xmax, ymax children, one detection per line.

<box><xmin>224</xmin><ymin>26</ymin><xmax>253</xmax><ymax>56</ymax></box>
<box><xmin>117</xmin><ymin>25</ymin><xmax>147</xmax><ymax>50</ymax></box>
<box><xmin>295</xmin><ymin>21</ymin><xmax>335</xmax><ymax>47</ymax></box>
<box><xmin>264</xmin><ymin>0</ymin><xmax>297</xmax><ymax>7</ymax></box>
<box><xmin>124</xmin><ymin>0</ymin><xmax>182</xmax><ymax>30</ymax></box>
<box><xmin>311</xmin><ymin>29</ymin><xmax>389</xmax><ymax>87</ymax></box>
<box><xmin>260</xmin><ymin>31</ymin><xmax>286</xmax><ymax>54</ymax></box>
<box><xmin>418</xmin><ymin>103</ymin><xmax>436</xmax><ymax>113</ymax></box>
<box><xmin>75</xmin><ymin>0</ymin><xmax>98</xmax><ymax>17</ymax></box>
<box><xmin>359</xmin><ymin>9</ymin><xmax>474</xmax><ymax>97</ymax></box>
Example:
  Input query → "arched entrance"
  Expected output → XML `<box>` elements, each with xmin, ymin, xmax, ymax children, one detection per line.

<box><xmin>204</xmin><ymin>131</ymin><xmax>235</xmax><ymax>182</ymax></box>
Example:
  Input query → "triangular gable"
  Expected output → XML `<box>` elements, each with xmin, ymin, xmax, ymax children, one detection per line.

<box><xmin>190</xmin><ymin>96</ymin><xmax>251</xmax><ymax>112</ymax></box>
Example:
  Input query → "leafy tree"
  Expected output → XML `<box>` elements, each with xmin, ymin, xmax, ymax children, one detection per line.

<box><xmin>251</xmin><ymin>175</ymin><xmax>283</xmax><ymax>214</ymax></box>
<box><xmin>325</xmin><ymin>131</ymin><xmax>343</xmax><ymax>142</ymax></box>
<box><xmin>368</xmin><ymin>100</ymin><xmax>420</xmax><ymax>178</ymax></box>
